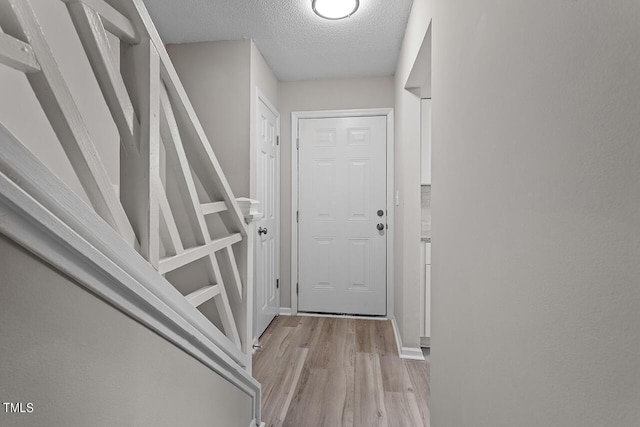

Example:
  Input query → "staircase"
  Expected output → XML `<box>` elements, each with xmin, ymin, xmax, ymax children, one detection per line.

<box><xmin>0</xmin><ymin>0</ymin><xmax>262</xmax><ymax>425</ymax></box>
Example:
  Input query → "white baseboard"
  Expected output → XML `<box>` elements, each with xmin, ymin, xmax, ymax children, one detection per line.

<box><xmin>391</xmin><ymin>318</ymin><xmax>426</xmax><ymax>361</ymax></box>
<box><xmin>400</xmin><ymin>346</ymin><xmax>426</xmax><ymax>360</ymax></box>
<box><xmin>279</xmin><ymin>307</ymin><xmax>292</xmax><ymax>316</ymax></box>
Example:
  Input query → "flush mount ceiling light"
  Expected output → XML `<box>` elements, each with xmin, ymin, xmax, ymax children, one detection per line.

<box><xmin>312</xmin><ymin>0</ymin><xmax>360</xmax><ymax>20</ymax></box>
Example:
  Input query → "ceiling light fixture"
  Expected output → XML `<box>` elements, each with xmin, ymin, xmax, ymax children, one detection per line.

<box><xmin>312</xmin><ymin>0</ymin><xmax>360</xmax><ymax>20</ymax></box>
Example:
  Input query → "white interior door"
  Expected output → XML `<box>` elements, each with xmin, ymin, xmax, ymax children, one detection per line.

<box><xmin>298</xmin><ymin>116</ymin><xmax>387</xmax><ymax>315</ymax></box>
<box><xmin>255</xmin><ymin>96</ymin><xmax>279</xmax><ymax>337</ymax></box>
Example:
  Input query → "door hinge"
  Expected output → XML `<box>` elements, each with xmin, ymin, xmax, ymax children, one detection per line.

<box><xmin>296</xmin><ymin>210</ymin><xmax>299</xmax><ymax>223</ymax></box>
<box><xmin>296</xmin><ymin>137</ymin><xmax>299</xmax><ymax>150</ymax></box>
<box><xmin>276</xmin><ymin>135</ymin><xmax>279</xmax><ymax>146</ymax></box>
<box><xmin>276</xmin><ymin>278</ymin><xmax>280</xmax><ymax>289</ymax></box>
<box><xmin>296</xmin><ymin>282</ymin><xmax>299</xmax><ymax>295</ymax></box>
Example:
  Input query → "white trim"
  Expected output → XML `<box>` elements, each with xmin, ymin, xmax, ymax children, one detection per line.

<box><xmin>400</xmin><ymin>346</ymin><xmax>427</xmax><ymax>361</ymax></box>
<box><xmin>391</xmin><ymin>317</ymin><xmax>403</xmax><ymax>357</ymax></box>
<box><xmin>400</xmin><ymin>347</ymin><xmax>425</xmax><ymax>360</ymax></box>
<box><xmin>290</xmin><ymin>108</ymin><xmax>394</xmax><ymax>318</ymax></box>
<box><xmin>279</xmin><ymin>307</ymin><xmax>292</xmax><ymax>316</ymax></box>
<box><xmin>0</xmin><ymin>126</ymin><xmax>262</xmax><ymax>424</ymax></box>
<box><xmin>391</xmin><ymin>317</ymin><xmax>426</xmax><ymax>361</ymax></box>
<box><xmin>253</xmin><ymin>87</ymin><xmax>281</xmax><ymax>342</ymax></box>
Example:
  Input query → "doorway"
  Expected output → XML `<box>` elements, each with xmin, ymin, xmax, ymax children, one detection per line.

<box><xmin>254</xmin><ymin>91</ymin><xmax>280</xmax><ymax>337</ymax></box>
<box><xmin>291</xmin><ymin>109</ymin><xmax>394</xmax><ymax>316</ymax></box>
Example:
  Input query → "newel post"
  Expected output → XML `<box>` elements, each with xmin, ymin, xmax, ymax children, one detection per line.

<box><xmin>236</xmin><ymin>197</ymin><xmax>262</xmax><ymax>373</ymax></box>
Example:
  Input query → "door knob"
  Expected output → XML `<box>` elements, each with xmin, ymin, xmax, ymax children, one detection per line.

<box><xmin>376</xmin><ymin>223</ymin><xmax>384</xmax><ymax>231</ymax></box>
<box><xmin>258</xmin><ymin>227</ymin><xmax>268</xmax><ymax>235</ymax></box>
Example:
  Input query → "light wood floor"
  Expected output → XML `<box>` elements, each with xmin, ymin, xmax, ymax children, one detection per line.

<box><xmin>253</xmin><ymin>315</ymin><xmax>430</xmax><ymax>427</ymax></box>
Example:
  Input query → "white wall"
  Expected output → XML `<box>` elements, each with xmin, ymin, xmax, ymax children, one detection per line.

<box><xmin>431</xmin><ymin>1</ymin><xmax>640</xmax><ymax>425</ymax></box>
<box><xmin>0</xmin><ymin>0</ymin><xmax>120</xmax><ymax>203</ymax></box>
<box><xmin>278</xmin><ymin>76</ymin><xmax>395</xmax><ymax>308</ymax></box>
<box><xmin>168</xmin><ymin>40</ymin><xmax>252</xmax><ymax>197</ymax></box>
<box><xmin>0</xmin><ymin>237</ymin><xmax>252</xmax><ymax>427</ymax></box>
<box><xmin>393</xmin><ymin>0</ymin><xmax>433</xmax><ymax>349</ymax></box>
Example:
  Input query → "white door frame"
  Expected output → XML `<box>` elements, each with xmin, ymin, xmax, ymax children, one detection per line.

<box><xmin>290</xmin><ymin>108</ymin><xmax>394</xmax><ymax>317</ymax></box>
<box><xmin>254</xmin><ymin>88</ymin><xmax>280</xmax><ymax>337</ymax></box>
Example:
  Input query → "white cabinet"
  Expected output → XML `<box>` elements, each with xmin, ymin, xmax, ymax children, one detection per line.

<box><xmin>420</xmin><ymin>241</ymin><xmax>431</xmax><ymax>345</ymax></box>
<box><xmin>420</xmin><ymin>98</ymin><xmax>432</xmax><ymax>185</ymax></box>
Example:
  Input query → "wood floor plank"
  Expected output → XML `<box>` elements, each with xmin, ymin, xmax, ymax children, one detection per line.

<box><xmin>282</xmin><ymin>368</ymin><xmax>328</xmax><ymax>426</ymax></box>
<box><xmin>354</xmin><ymin>352</ymin><xmax>388</xmax><ymax>426</ymax></box>
<box><xmin>253</xmin><ymin>322</ymin><xmax>296</xmax><ymax>374</ymax></box>
<box><xmin>333</xmin><ymin>318</ymin><xmax>356</xmax><ymax>369</ymax></box>
<box><xmin>255</xmin><ymin>315</ymin><xmax>284</xmax><ymax>348</ymax></box>
<box><xmin>262</xmin><ymin>347</ymin><xmax>308</xmax><ymax>427</ymax></box>
<box><xmin>294</xmin><ymin>316</ymin><xmax>324</xmax><ymax>349</ymax></box>
<box><xmin>406</xmin><ymin>357</ymin><xmax>431</xmax><ymax>426</ymax></box>
<box><xmin>280</xmin><ymin>314</ymin><xmax>302</xmax><ymax>327</ymax></box>
<box><xmin>306</xmin><ymin>317</ymin><xmax>338</xmax><ymax>369</ymax></box>
<box><xmin>379</xmin><ymin>348</ymin><xmax>410</xmax><ymax>392</ymax></box>
<box><xmin>355</xmin><ymin>319</ymin><xmax>375</xmax><ymax>353</ymax></box>
<box><xmin>253</xmin><ymin>316</ymin><xmax>430</xmax><ymax>427</ymax></box>
<box><xmin>384</xmin><ymin>391</ymin><xmax>425</xmax><ymax>427</ymax></box>
<box><xmin>373</xmin><ymin>319</ymin><xmax>397</xmax><ymax>355</ymax></box>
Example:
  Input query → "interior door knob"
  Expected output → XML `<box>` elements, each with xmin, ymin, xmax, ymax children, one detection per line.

<box><xmin>376</xmin><ymin>223</ymin><xmax>384</xmax><ymax>231</ymax></box>
<box><xmin>258</xmin><ymin>227</ymin><xmax>268</xmax><ymax>235</ymax></box>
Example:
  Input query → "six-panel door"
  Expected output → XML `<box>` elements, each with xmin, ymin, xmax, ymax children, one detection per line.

<box><xmin>255</xmin><ymin>98</ymin><xmax>279</xmax><ymax>337</ymax></box>
<box><xmin>298</xmin><ymin>116</ymin><xmax>387</xmax><ymax>315</ymax></box>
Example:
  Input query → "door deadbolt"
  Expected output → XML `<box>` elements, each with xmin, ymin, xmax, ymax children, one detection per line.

<box><xmin>377</xmin><ymin>209</ymin><xmax>384</xmax><ymax>217</ymax></box>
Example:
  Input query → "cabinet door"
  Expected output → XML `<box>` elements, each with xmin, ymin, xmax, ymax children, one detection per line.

<box><xmin>420</xmin><ymin>243</ymin><xmax>425</xmax><ymax>337</ymax></box>
<box><xmin>424</xmin><ymin>264</ymin><xmax>431</xmax><ymax>338</ymax></box>
<box><xmin>421</xmin><ymin>242</ymin><xmax>431</xmax><ymax>339</ymax></box>
<box><xmin>420</xmin><ymin>98</ymin><xmax>432</xmax><ymax>185</ymax></box>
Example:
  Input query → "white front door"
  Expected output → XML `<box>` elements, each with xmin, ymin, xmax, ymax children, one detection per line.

<box><xmin>255</xmin><ymin>96</ymin><xmax>279</xmax><ymax>337</ymax></box>
<box><xmin>298</xmin><ymin>115</ymin><xmax>387</xmax><ymax>315</ymax></box>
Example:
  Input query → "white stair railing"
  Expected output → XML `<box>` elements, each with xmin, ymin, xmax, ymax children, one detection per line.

<box><xmin>0</xmin><ymin>0</ymin><xmax>137</xmax><ymax>246</ymax></box>
<box><xmin>0</xmin><ymin>0</ymin><xmax>260</xmax><ymax>423</ymax></box>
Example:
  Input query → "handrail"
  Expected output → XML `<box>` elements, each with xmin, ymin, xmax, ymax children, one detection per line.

<box><xmin>0</xmin><ymin>124</ymin><xmax>262</xmax><ymax>424</ymax></box>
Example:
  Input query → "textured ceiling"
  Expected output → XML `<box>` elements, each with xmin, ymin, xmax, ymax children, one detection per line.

<box><xmin>142</xmin><ymin>0</ymin><xmax>414</xmax><ymax>81</ymax></box>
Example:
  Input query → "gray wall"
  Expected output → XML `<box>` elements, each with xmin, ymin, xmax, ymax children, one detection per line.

<box><xmin>0</xmin><ymin>237</ymin><xmax>252</xmax><ymax>427</ymax></box>
<box><xmin>393</xmin><ymin>0</ymin><xmax>433</xmax><ymax>348</ymax></box>
<box><xmin>168</xmin><ymin>39</ymin><xmax>279</xmax><ymax>204</ymax></box>
<box><xmin>168</xmin><ymin>40</ymin><xmax>252</xmax><ymax>197</ymax></box>
<box><xmin>278</xmin><ymin>76</ymin><xmax>395</xmax><ymax>308</ymax></box>
<box><xmin>431</xmin><ymin>1</ymin><xmax>640</xmax><ymax>426</ymax></box>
